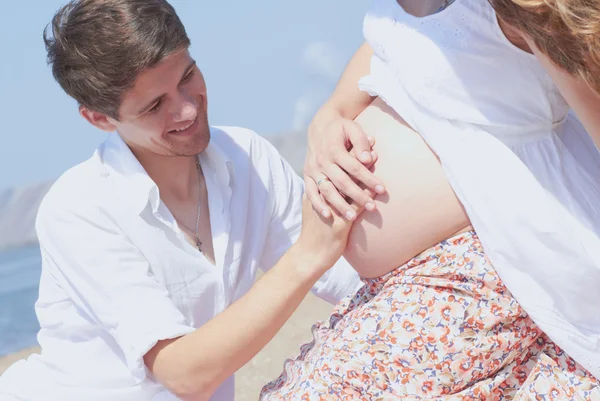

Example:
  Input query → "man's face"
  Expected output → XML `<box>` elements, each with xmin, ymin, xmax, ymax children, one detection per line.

<box><xmin>105</xmin><ymin>49</ymin><xmax>210</xmax><ymax>158</ymax></box>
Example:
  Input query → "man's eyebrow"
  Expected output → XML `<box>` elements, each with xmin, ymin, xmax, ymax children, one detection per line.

<box><xmin>135</xmin><ymin>60</ymin><xmax>197</xmax><ymax>116</ymax></box>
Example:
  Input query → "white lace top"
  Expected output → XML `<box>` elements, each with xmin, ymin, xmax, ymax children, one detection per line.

<box><xmin>359</xmin><ymin>0</ymin><xmax>600</xmax><ymax>377</ymax></box>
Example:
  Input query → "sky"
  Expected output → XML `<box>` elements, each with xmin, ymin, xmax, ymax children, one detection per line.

<box><xmin>0</xmin><ymin>0</ymin><xmax>369</xmax><ymax>191</ymax></box>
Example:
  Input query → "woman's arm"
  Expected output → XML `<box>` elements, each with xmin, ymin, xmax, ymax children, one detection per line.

<box><xmin>311</xmin><ymin>42</ymin><xmax>377</xmax><ymax>127</ymax></box>
<box><xmin>304</xmin><ymin>42</ymin><xmax>386</xmax><ymax>220</ymax></box>
<box><xmin>531</xmin><ymin>43</ymin><xmax>600</xmax><ymax>149</ymax></box>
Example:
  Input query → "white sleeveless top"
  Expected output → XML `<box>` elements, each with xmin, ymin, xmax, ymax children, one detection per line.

<box><xmin>359</xmin><ymin>0</ymin><xmax>600</xmax><ymax>378</ymax></box>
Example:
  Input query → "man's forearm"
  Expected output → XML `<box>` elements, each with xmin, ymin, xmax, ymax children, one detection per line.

<box><xmin>310</xmin><ymin>42</ymin><xmax>376</xmax><ymax>133</ymax></box>
<box><xmin>145</xmin><ymin>245</ymin><xmax>326</xmax><ymax>401</ymax></box>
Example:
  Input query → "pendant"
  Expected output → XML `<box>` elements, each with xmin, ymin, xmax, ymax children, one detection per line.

<box><xmin>196</xmin><ymin>238</ymin><xmax>202</xmax><ymax>252</ymax></box>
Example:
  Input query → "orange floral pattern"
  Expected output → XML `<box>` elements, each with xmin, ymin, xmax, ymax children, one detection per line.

<box><xmin>260</xmin><ymin>232</ymin><xmax>599</xmax><ymax>400</ymax></box>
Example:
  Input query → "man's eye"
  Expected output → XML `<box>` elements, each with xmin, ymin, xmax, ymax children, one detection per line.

<box><xmin>147</xmin><ymin>101</ymin><xmax>161</xmax><ymax>114</ymax></box>
<box><xmin>182</xmin><ymin>70</ymin><xmax>195</xmax><ymax>83</ymax></box>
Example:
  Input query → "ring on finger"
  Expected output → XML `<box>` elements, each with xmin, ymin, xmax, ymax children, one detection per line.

<box><xmin>316</xmin><ymin>176</ymin><xmax>331</xmax><ymax>188</ymax></box>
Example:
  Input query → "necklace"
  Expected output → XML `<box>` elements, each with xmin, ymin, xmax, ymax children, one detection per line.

<box><xmin>437</xmin><ymin>0</ymin><xmax>451</xmax><ymax>12</ymax></box>
<box><xmin>173</xmin><ymin>158</ymin><xmax>203</xmax><ymax>252</ymax></box>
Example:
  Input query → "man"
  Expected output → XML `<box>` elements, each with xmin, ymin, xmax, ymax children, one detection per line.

<box><xmin>0</xmin><ymin>1</ymin><xmax>365</xmax><ymax>400</ymax></box>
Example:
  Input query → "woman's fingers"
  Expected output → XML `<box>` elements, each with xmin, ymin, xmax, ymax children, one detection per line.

<box><xmin>335</xmin><ymin>151</ymin><xmax>385</xmax><ymax>195</ymax></box>
<box><xmin>343</xmin><ymin>120</ymin><xmax>373</xmax><ymax>164</ymax></box>
<box><xmin>325</xmin><ymin>164</ymin><xmax>376</xmax><ymax>213</ymax></box>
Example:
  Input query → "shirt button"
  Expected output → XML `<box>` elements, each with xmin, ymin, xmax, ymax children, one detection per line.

<box><xmin>379</xmin><ymin>44</ymin><xmax>387</xmax><ymax>57</ymax></box>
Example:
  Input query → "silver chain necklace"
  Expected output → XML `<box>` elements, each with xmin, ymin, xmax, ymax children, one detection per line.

<box><xmin>173</xmin><ymin>158</ymin><xmax>203</xmax><ymax>253</ymax></box>
<box><xmin>437</xmin><ymin>0</ymin><xmax>452</xmax><ymax>12</ymax></box>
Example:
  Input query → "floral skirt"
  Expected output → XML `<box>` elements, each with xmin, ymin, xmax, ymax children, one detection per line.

<box><xmin>260</xmin><ymin>232</ymin><xmax>599</xmax><ymax>400</ymax></box>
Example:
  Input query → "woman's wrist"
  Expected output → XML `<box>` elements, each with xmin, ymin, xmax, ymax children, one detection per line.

<box><xmin>308</xmin><ymin>104</ymin><xmax>343</xmax><ymax>140</ymax></box>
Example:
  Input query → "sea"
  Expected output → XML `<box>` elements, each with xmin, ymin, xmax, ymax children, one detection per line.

<box><xmin>0</xmin><ymin>246</ymin><xmax>41</xmax><ymax>357</ymax></box>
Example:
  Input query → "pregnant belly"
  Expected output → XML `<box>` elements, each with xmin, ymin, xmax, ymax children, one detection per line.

<box><xmin>344</xmin><ymin>98</ymin><xmax>472</xmax><ymax>278</ymax></box>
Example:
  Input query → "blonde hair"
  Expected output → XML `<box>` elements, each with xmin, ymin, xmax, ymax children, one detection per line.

<box><xmin>491</xmin><ymin>0</ymin><xmax>600</xmax><ymax>95</ymax></box>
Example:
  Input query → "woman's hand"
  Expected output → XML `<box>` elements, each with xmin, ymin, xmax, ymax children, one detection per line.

<box><xmin>304</xmin><ymin>115</ymin><xmax>386</xmax><ymax>221</ymax></box>
<box><xmin>293</xmin><ymin>194</ymin><xmax>359</xmax><ymax>273</ymax></box>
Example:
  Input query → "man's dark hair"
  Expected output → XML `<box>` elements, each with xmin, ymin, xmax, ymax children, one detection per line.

<box><xmin>43</xmin><ymin>0</ymin><xmax>191</xmax><ymax>120</ymax></box>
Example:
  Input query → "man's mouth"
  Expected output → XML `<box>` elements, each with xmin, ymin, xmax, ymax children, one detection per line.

<box><xmin>168</xmin><ymin>117</ymin><xmax>197</xmax><ymax>134</ymax></box>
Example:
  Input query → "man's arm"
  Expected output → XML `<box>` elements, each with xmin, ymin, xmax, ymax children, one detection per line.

<box><xmin>146</xmin><ymin>185</ymin><xmax>356</xmax><ymax>401</ymax></box>
<box><xmin>258</xmin><ymin>134</ymin><xmax>361</xmax><ymax>305</ymax></box>
<box><xmin>38</xmin><ymin>182</ymin><xmax>353</xmax><ymax>401</ymax></box>
<box><xmin>36</xmin><ymin>200</ymin><xmax>198</xmax><ymax>384</ymax></box>
<box><xmin>145</xmin><ymin>245</ymin><xmax>328</xmax><ymax>401</ymax></box>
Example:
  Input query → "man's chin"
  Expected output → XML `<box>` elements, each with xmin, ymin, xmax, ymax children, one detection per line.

<box><xmin>170</xmin><ymin>129</ymin><xmax>210</xmax><ymax>157</ymax></box>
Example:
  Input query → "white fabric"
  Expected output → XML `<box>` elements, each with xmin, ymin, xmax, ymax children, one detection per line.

<box><xmin>0</xmin><ymin>127</ymin><xmax>360</xmax><ymax>401</ymax></box>
<box><xmin>359</xmin><ymin>0</ymin><xmax>600</xmax><ymax>378</ymax></box>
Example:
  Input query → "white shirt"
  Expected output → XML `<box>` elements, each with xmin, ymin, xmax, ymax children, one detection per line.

<box><xmin>0</xmin><ymin>126</ymin><xmax>360</xmax><ymax>401</ymax></box>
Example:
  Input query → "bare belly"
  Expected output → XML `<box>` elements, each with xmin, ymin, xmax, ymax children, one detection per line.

<box><xmin>344</xmin><ymin>98</ymin><xmax>472</xmax><ymax>278</ymax></box>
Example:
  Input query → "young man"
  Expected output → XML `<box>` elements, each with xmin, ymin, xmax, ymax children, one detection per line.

<box><xmin>0</xmin><ymin>1</ymin><xmax>364</xmax><ymax>400</ymax></box>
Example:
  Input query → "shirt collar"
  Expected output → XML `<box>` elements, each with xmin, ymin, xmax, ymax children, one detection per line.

<box><xmin>100</xmin><ymin>129</ymin><xmax>235</xmax><ymax>216</ymax></box>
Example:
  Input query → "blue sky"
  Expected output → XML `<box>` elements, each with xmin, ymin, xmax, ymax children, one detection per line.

<box><xmin>0</xmin><ymin>1</ymin><xmax>368</xmax><ymax>191</ymax></box>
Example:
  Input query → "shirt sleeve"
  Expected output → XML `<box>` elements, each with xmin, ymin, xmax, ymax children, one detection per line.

<box><xmin>256</xmin><ymin>135</ymin><xmax>361</xmax><ymax>304</ymax></box>
<box><xmin>36</xmin><ymin>200</ymin><xmax>195</xmax><ymax>383</ymax></box>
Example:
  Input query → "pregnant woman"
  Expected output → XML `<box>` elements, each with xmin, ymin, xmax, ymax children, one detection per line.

<box><xmin>260</xmin><ymin>0</ymin><xmax>600</xmax><ymax>398</ymax></box>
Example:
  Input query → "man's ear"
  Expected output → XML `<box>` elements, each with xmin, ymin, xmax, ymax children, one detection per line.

<box><xmin>79</xmin><ymin>106</ymin><xmax>118</xmax><ymax>132</ymax></box>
